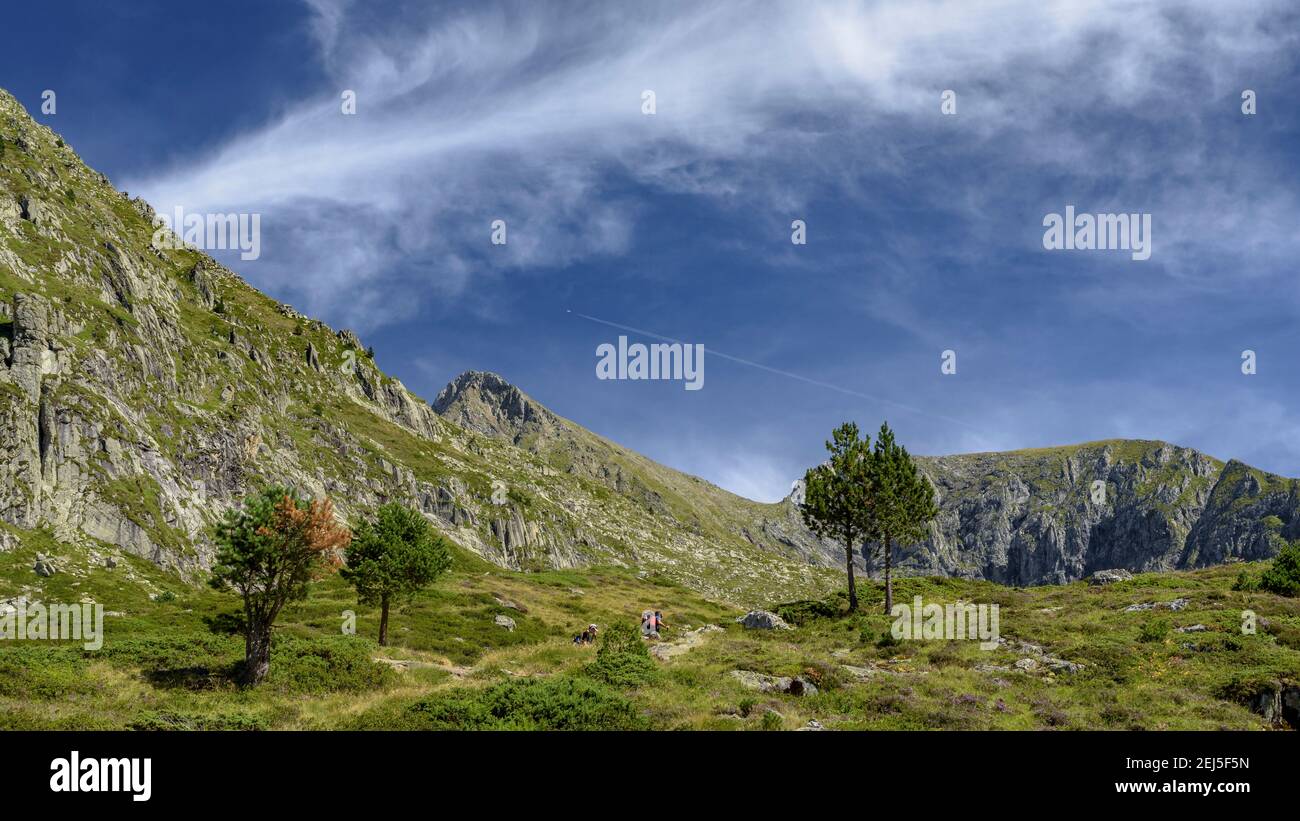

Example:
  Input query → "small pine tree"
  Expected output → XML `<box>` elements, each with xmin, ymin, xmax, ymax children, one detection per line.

<box><xmin>342</xmin><ymin>503</ymin><xmax>452</xmax><ymax>645</ymax></box>
<box><xmin>865</xmin><ymin>422</ymin><xmax>939</xmax><ymax>614</ymax></box>
<box><xmin>586</xmin><ymin>621</ymin><xmax>656</xmax><ymax>687</ymax></box>
<box><xmin>801</xmin><ymin>422</ymin><xmax>871</xmax><ymax>611</ymax></box>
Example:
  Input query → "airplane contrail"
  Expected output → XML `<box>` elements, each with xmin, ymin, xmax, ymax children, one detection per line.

<box><xmin>567</xmin><ymin>309</ymin><xmax>982</xmax><ymax>433</ymax></box>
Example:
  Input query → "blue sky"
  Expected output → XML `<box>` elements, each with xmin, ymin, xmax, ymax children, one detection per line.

<box><xmin>5</xmin><ymin>0</ymin><xmax>1300</xmax><ymax>500</ymax></box>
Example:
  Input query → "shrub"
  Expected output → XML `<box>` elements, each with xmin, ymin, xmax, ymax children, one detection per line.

<box><xmin>0</xmin><ymin>646</ymin><xmax>94</xmax><ymax>699</ymax></box>
<box><xmin>1233</xmin><ymin>569</ymin><xmax>1259</xmax><ymax>592</ymax></box>
<box><xmin>760</xmin><ymin>710</ymin><xmax>783</xmax><ymax>730</ymax></box>
<box><xmin>875</xmin><ymin>628</ymin><xmax>902</xmax><ymax>649</ymax></box>
<box><xmin>265</xmin><ymin>635</ymin><xmax>394</xmax><ymax>694</ymax></box>
<box><xmin>774</xmin><ymin>593</ymin><xmax>846</xmax><ymax>626</ymax></box>
<box><xmin>801</xmin><ymin>660</ymin><xmax>843</xmax><ymax>690</ymax></box>
<box><xmin>398</xmin><ymin>677</ymin><xmax>650</xmax><ymax>730</ymax></box>
<box><xmin>585</xmin><ymin>621</ymin><xmax>657</xmax><ymax>687</ymax></box>
<box><xmin>1138</xmin><ymin>618</ymin><xmax>1169</xmax><ymax>643</ymax></box>
<box><xmin>1260</xmin><ymin>542</ymin><xmax>1300</xmax><ymax>597</ymax></box>
<box><xmin>130</xmin><ymin>710</ymin><xmax>268</xmax><ymax>731</ymax></box>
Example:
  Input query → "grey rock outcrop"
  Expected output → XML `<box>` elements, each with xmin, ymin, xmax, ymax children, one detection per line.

<box><xmin>857</xmin><ymin>442</ymin><xmax>1300</xmax><ymax>586</ymax></box>
<box><xmin>729</xmin><ymin>669</ymin><xmax>818</xmax><ymax>696</ymax></box>
<box><xmin>1089</xmin><ymin>569</ymin><xmax>1133</xmax><ymax>585</ymax></box>
<box><xmin>736</xmin><ymin>610</ymin><xmax>791</xmax><ymax>630</ymax></box>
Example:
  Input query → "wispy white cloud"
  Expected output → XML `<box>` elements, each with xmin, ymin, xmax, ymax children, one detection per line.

<box><xmin>130</xmin><ymin>0</ymin><xmax>1299</xmax><ymax>332</ymax></box>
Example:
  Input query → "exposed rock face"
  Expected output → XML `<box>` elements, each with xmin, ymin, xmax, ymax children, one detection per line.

<box><xmin>856</xmin><ymin>442</ymin><xmax>1300</xmax><ymax>586</ymax></box>
<box><xmin>434</xmin><ymin>371</ymin><xmax>558</xmax><ymax>445</ymax></box>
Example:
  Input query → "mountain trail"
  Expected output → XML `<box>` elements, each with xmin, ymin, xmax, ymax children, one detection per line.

<box><xmin>649</xmin><ymin>623</ymin><xmax>723</xmax><ymax>661</ymax></box>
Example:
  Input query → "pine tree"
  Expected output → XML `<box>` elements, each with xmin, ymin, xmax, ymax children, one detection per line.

<box><xmin>342</xmin><ymin>503</ymin><xmax>452</xmax><ymax>645</ymax></box>
<box><xmin>209</xmin><ymin>486</ymin><xmax>350</xmax><ymax>685</ymax></box>
<box><xmin>866</xmin><ymin>422</ymin><xmax>939</xmax><ymax>614</ymax></box>
<box><xmin>801</xmin><ymin>422</ymin><xmax>871</xmax><ymax>612</ymax></box>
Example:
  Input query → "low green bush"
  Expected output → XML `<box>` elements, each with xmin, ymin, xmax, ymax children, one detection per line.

<box><xmin>1260</xmin><ymin>543</ymin><xmax>1300</xmax><ymax>597</ymax></box>
<box><xmin>393</xmin><ymin>676</ymin><xmax>650</xmax><ymax>730</ymax></box>
<box><xmin>1138</xmin><ymin>618</ymin><xmax>1170</xmax><ymax>643</ymax></box>
<box><xmin>265</xmin><ymin>635</ymin><xmax>394</xmax><ymax>693</ymax></box>
<box><xmin>584</xmin><ymin>621</ymin><xmax>657</xmax><ymax>687</ymax></box>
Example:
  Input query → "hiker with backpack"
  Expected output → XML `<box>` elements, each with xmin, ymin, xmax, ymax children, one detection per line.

<box><xmin>641</xmin><ymin>609</ymin><xmax>665</xmax><ymax>639</ymax></box>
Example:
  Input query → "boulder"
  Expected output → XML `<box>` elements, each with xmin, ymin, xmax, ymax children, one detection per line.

<box><xmin>729</xmin><ymin>669</ymin><xmax>818</xmax><ymax>696</ymax></box>
<box><xmin>735</xmin><ymin>610</ymin><xmax>791</xmax><ymax>630</ymax></box>
<box><xmin>493</xmin><ymin>614</ymin><xmax>516</xmax><ymax>632</ymax></box>
<box><xmin>1088</xmin><ymin>569</ymin><xmax>1133</xmax><ymax>585</ymax></box>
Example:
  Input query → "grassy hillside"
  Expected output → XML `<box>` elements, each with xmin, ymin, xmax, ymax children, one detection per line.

<box><xmin>3</xmin><ymin>523</ymin><xmax>1297</xmax><ymax>729</ymax></box>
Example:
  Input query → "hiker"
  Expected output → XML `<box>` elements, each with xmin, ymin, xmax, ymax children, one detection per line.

<box><xmin>655</xmin><ymin>611</ymin><xmax>667</xmax><ymax>636</ymax></box>
<box><xmin>573</xmin><ymin>624</ymin><xmax>599</xmax><ymax>645</ymax></box>
<box><xmin>641</xmin><ymin>609</ymin><xmax>663</xmax><ymax>639</ymax></box>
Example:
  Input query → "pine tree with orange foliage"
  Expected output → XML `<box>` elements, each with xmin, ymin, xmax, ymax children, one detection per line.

<box><xmin>210</xmin><ymin>485</ymin><xmax>351</xmax><ymax>685</ymax></box>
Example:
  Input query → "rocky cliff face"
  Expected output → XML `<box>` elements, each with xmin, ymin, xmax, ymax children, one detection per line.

<box><xmin>863</xmin><ymin>441</ymin><xmax>1300</xmax><ymax>586</ymax></box>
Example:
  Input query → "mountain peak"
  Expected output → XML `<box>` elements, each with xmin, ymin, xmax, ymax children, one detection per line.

<box><xmin>433</xmin><ymin>370</ymin><xmax>560</xmax><ymax>444</ymax></box>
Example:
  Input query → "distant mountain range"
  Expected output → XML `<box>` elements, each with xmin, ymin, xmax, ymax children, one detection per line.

<box><xmin>1</xmin><ymin>87</ymin><xmax>1294</xmax><ymax>606</ymax></box>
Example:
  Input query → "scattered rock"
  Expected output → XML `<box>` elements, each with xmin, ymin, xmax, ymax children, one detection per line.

<box><xmin>842</xmin><ymin>664</ymin><xmax>880</xmax><ymax>680</ymax></box>
<box><xmin>1174</xmin><ymin>624</ymin><xmax>1207</xmax><ymax>633</ymax></box>
<box><xmin>1089</xmin><ymin>569</ymin><xmax>1133</xmax><ymax>586</ymax></box>
<box><xmin>1014</xmin><ymin>658</ymin><xmax>1039</xmax><ymax>672</ymax></box>
<box><xmin>0</xmin><ymin>532</ymin><xmax>17</xmax><ymax>553</ymax></box>
<box><xmin>975</xmin><ymin>663</ymin><xmax>1011</xmax><ymax>673</ymax></box>
<box><xmin>735</xmin><ymin>610</ymin><xmax>791</xmax><ymax>630</ymax></box>
<box><xmin>730</xmin><ymin>669</ymin><xmax>818</xmax><ymax>696</ymax></box>
<box><xmin>33</xmin><ymin>556</ymin><xmax>57</xmax><ymax>577</ymax></box>
<box><xmin>1124</xmin><ymin>598</ymin><xmax>1189</xmax><ymax>612</ymax></box>
<box><xmin>796</xmin><ymin>719</ymin><xmax>825</xmax><ymax>731</ymax></box>
<box><xmin>1043</xmin><ymin>657</ymin><xmax>1084</xmax><ymax>674</ymax></box>
<box><xmin>492</xmin><ymin>592</ymin><xmax>528</xmax><ymax>614</ymax></box>
<box><xmin>493</xmin><ymin>614</ymin><xmax>516</xmax><ymax>632</ymax></box>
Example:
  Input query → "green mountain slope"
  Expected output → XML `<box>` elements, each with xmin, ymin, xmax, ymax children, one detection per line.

<box><xmin>0</xmin><ymin>88</ymin><xmax>834</xmax><ymax>606</ymax></box>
